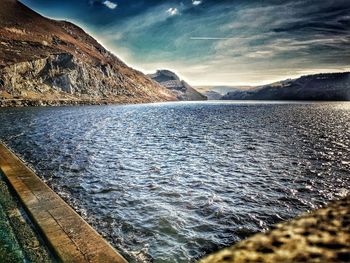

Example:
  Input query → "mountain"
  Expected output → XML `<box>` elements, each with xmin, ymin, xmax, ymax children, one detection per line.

<box><xmin>195</xmin><ymin>85</ymin><xmax>253</xmax><ymax>100</ymax></box>
<box><xmin>222</xmin><ymin>72</ymin><xmax>350</xmax><ymax>101</ymax></box>
<box><xmin>202</xmin><ymin>90</ymin><xmax>223</xmax><ymax>100</ymax></box>
<box><xmin>0</xmin><ymin>0</ymin><xmax>176</xmax><ymax>107</ymax></box>
<box><xmin>148</xmin><ymin>70</ymin><xmax>207</xmax><ymax>101</ymax></box>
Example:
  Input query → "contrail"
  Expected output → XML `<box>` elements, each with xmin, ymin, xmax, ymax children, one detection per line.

<box><xmin>190</xmin><ymin>37</ymin><xmax>238</xmax><ymax>40</ymax></box>
<box><xmin>190</xmin><ymin>37</ymin><xmax>233</xmax><ymax>40</ymax></box>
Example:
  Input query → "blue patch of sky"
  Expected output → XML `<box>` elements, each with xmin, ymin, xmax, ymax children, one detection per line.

<box><xmin>21</xmin><ymin>0</ymin><xmax>350</xmax><ymax>85</ymax></box>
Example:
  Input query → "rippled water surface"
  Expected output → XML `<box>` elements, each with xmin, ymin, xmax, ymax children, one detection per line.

<box><xmin>0</xmin><ymin>101</ymin><xmax>350</xmax><ymax>262</ymax></box>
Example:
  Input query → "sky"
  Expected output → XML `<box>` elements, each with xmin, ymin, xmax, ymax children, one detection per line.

<box><xmin>22</xmin><ymin>0</ymin><xmax>350</xmax><ymax>86</ymax></box>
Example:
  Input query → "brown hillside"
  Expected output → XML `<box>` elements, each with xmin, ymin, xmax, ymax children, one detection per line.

<box><xmin>0</xmin><ymin>0</ymin><xmax>176</xmax><ymax>105</ymax></box>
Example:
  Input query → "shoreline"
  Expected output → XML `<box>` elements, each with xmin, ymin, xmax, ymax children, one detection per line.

<box><xmin>0</xmin><ymin>143</ymin><xmax>128</xmax><ymax>263</ymax></box>
<box><xmin>1</xmin><ymin>99</ymin><xmax>350</xmax><ymax>108</ymax></box>
<box><xmin>0</xmin><ymin>98</ymin><xmax>175</xmax><ymax>108</ymax></box>
<box><xmin>0</xmin><ymin>99</ymin><xmax>112</xmax><ymax>108</ymax></box>
<box><xmin>200</xmin><ymin>196</ymin><xmax>350</xmax><ymax>262</ymax></box>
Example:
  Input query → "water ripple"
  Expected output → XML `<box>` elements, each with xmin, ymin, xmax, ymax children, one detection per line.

<box><xmin>0</xmin><ymin>101</ymin><xmax>350</xmax><ymax>262</ymax></box>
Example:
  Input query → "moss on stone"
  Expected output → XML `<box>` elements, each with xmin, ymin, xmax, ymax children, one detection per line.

<box><xmin>0</xmin><ymin>173</ymin><xmax>53</xmax><ymax>263</ymax></box>
<box><xmin>0</xmin><ymin>203</ymin><xmax>25</xmax><ymax>263</ymax></box>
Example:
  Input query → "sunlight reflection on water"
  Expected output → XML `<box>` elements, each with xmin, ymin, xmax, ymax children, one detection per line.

<box><xmin>0</xmin><ymin>101</ymin><xmax>350</xmax><ymax>262</ymax></box>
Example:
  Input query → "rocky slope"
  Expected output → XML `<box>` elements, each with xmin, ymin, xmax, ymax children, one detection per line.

<box><xmin>148</xmin><ymin>70</ymin><xmax>207</xmax><ymax>101</ymax></box>
<box><xmin>222</xmin><ymin>72</ymin><xmax>350</xmax><ymax>101</ymax></box>
<box><xmin>0</xmin><ymin>0</ymin><xmax>176</xmax><ymax>106</ymax></box>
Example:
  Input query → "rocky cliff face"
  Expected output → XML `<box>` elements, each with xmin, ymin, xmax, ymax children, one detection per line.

<box><xmin>148</xmin><ymin>70</ymin><xmax>207</xmax><ymax>101</ymax></box>
<box><xmin>0</xmin><ymin>0</ymin><xmax>176</xmax><ymax>106</ymax></box>
<box><xmin>222</xmin><ymin>72</ymin><xmax>350</xmax><ymax>101</ymax></box>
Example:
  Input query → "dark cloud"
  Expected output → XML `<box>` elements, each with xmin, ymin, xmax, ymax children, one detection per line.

<box><xmin>274</xmin><ymin>22</ymin><xmax>348</xmax><ymax>33</ymax></box>
<box><xmin>272</xmin><ymin>1</ymin><xmax>350</xmax><ymax>35</ymax></box>
<box><xmin>89</xmin><ymin>0</ymin><xmax>104</xmax><ymax>7</ymax></box>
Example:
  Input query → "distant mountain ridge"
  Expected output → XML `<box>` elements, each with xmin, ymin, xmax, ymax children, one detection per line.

<box><xmin>148</xmin><ymin>70</ymin><xmax>207</xmax><ymax>101</ymax></box>
<box><xmin>0</xmin><ymin>0</ymin><xmax>176</xmax><ymax>106</ymax></box>
<box><xmin>195</xmin><ymin>85</ymin><xmax>254</xmax><ymax>100</ymax></box>
<box><xmin>222</xmin><ymin>72</ymin><xmax>350</xmax><ymax>101</ymax></box>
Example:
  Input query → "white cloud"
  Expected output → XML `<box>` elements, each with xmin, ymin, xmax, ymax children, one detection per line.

<box><xmin>246</xmin><ymin>50</ymin><xmax>274</xmax><ymax>58</ymax></box>
<box><xmin>166</xmin><ymin>7</ymin><xmax>179</xmax><ymax>16</ymax></box>
<box><xmin>103</xmin><ymin>0</ymin><xmax>117</xmax><ymax>10</ymax></box>
<box><xmin>93</xmin><ymin>0</ymin><xmax>349</xmax><ymax>86</ymax></box>
<box><xmin>192</xmin><ymin>0</ymin><xmax>202</xmax><ymax>6</ymax></box>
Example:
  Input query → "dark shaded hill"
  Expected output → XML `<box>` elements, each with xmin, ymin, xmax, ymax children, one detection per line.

<box><xmin>0</xmin><ymin>0</ymin><xmax>176</xmax><ymax>106</ymax></box>
<box><xmin>148</xmin><ymin>70</ymin><xmax>207</xmax><ymax>101</ymax></box>
<box><xmin>222</xmin><ymin>72</ymin><xmax>350</xmax><ymax>101</ymax></box>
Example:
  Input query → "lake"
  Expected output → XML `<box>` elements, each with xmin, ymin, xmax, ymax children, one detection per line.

<box><xmin>0</xmin><ymin>101</ymin><xmax>349</xmax><ymax>262</ymax></box>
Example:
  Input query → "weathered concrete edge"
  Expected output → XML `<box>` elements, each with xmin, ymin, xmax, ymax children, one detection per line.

<box><xmin>0</xmin><ymin>143</ymin><xmax>128</xmax><ymax>263</ymax></box>
<box><xmin>0</xmin><ymin>172</ymin><xmax>53</xmax><ymax>262</ymax></box>
<box><xmin>200</xmin><ymin>196</ymin><xmax>350</xmax><ymax>263</ymax></box>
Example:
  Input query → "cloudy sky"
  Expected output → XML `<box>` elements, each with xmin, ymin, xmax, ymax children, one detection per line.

<box><xmin>22</xmin><ymin>0</ymin><xmax>350</xmax><ymax>86</ymax></box>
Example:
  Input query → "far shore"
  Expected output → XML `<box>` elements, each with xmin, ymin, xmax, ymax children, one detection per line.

<box><xmin>2</xmin><ymin>99</ymin><xmax>350</xmax><ymax>108</ymax></box>
<box><xmin>0</xmin><ymin>98</ymin><xmax>176</xmax><ymax>108</ymax></box>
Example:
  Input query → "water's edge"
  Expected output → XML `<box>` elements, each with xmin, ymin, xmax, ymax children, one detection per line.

<box><xmin>0</xmin><ymin>142</ymin><xmax>127</xmax><ymax>263</ymax></box>
<box><xmin>200</xmin><ymin>195</ymin><xmax>350</xmax><ymax>262</ymax></box>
